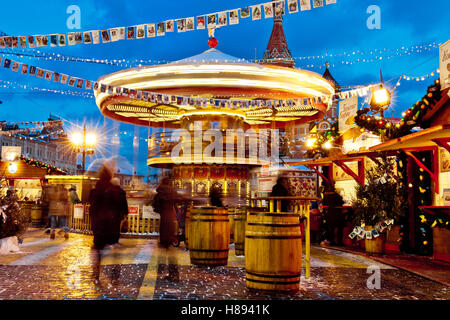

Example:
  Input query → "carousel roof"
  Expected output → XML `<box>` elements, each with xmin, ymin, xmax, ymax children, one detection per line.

<box><xmin>94</xmin><ymin>48</ymin><xmax>335</xmax><ymax>128</ymax></box>
<box><xmin>172</xmin><ymin>48</ymin><xmax>250</xmax><ymax>64</ymax></box>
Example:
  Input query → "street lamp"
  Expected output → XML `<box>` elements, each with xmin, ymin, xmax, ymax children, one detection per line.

<box><xmin>71</xmin><ymin>124</ymin><xmax>97</xmax><ymax>175</ymax></box>
<box><xmin>369</xmin><ymin>72</ymin><xmax>391</xmax><ymax>117</ymax></box>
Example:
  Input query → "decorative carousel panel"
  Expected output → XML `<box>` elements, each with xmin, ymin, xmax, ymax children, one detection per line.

<box><xmin>210</xmin><ymin>167</ymin><xmax>225</xmax><ymax>179</ymax></box>
<box><xmin>227</xmin><ymin>181</ymin><xmax>238</xmax><ymax>196</ymax></box>
<box><xmin>173</xmin><ymin>168</ymin><xmax>181</xmax><ymax>179</ymax></box>
<box><xmin>226</xmin><ymin>167</ymin><xmax>239</xmax><ymax>179</ymax></box>
<box><xmin>181</xmin><ymin>167</ymin><xmax>193</xmax><ymax>179</ymax></box>
<box><xmin>240</xmin><ymin>181</ymin><xmax>248</xmax><ymax>196</ymax></box>
<box><xmin>194</xmin><ymin>167</ymin><xmax>209</xmax><ymax>179</ymax></box>
<box><xmin>195</xmin><ymin>181</ymin><xmax>207</xmax><ymax>195</ymax></box>
<box><xmin>211</xmin><ymin>181</ymin><xmax>224</xmax><ymax>193</ymax></box>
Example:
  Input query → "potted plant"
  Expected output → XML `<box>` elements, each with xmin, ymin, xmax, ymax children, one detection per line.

<box><xmin>351</xmin><ymin>155</ymin><xmax>403</xmax><ymax>254</ymax></box>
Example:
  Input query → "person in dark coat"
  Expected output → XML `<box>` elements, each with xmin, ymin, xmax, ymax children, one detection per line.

<box><xmin>152</xmin><ymin>176</ymin><xmax>179</xmax><ymax>282</ymax></box>
<box><xmin>309</xmin><ymin>201</ymin><xmax>323</xmax><ymax>244</ymax></box>
<box><xmin>89</xmin><ymin>164</ymin><xmax>128</xmax><ymax>283</ymax></box>
<box><xmin>153</xmin><ymin>177</ymin><xmax>178</xmax><ymax>247</ymax></box>
<box><xmin>209</xmin><ymin>185</ymin><xmax>224</xmax><ymax>207</ymax></box>
<box><xmin>322</xmin><ymin>185</ymin><xmax>345</xmax><ymax>246</ymax></box>
<box><xmin>270</xmin><ymin>177</ymin><xmax>290</xmax><ymax>212</ymax></box>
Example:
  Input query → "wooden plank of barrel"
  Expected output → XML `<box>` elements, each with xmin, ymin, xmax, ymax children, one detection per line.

<box><xmin>30</xmin><ymin>204</ymin><xmax>43</xmax><ymax>227</ymax></box>
<box><xmin>189</xmin><ymin>206</ymin><xmax>230</xmax><ymax>266</ymax></box>
<box><xmin>233</xmin><ymin>207</ymin><xmax>247</xmax><ymax>256</ymax></box>
<box><xmin>245</xmin><ymin>211</ymin><xmax>302</xmax><ymax>291</ymax></box>
<box><xmin>185</xmin><ymin>206</ymin><xmax>191</xmax><ymax>249</ymax></box>
<box><xmin>228</xmin><ymin>207</ymin><xmax>235</xmax><ymax>243</ymax></box>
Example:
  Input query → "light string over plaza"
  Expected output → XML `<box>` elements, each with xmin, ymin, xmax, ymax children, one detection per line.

<box><xmin>0</xmin><ymin>54</ymin><xmax>384</xmax><ymax>111</ymax></box>
<box><xmin>0</xmin><ymin>40</ymin><xmax>440</xmax><ymax>71</ymax></box>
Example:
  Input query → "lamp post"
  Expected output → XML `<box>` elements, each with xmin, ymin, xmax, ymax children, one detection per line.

<box><xmin>71</xmin><ymin>124</ymin><xmax>96</xmax><ymax>175</ymax></box>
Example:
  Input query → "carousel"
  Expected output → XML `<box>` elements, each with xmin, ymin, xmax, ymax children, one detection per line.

<box><xmin>94</xmin><ymin>15</ymin><xmax>335</xmax><ymax>204</ymax></box>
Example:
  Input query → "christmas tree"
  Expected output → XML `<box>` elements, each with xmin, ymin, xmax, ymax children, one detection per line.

<box><xmin>0</xmin><ymin>185</ymin><xmax>30</xmax><ymax>239</ymax></box>
<box><xmin>351</xmin><ymin>154</ymin><xmax>404</xmax><ymax>227</ymax></box>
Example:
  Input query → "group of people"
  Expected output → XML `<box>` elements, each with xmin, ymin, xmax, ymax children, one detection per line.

<box><xmin>41</xmin><ymin>183</ymin><xmax>81</xmax><ymax>239</ymax></box>
<box><xmin>270</xmin><ymin>176</ymin><xmax>348</xmax><ymax>246</ymax></box>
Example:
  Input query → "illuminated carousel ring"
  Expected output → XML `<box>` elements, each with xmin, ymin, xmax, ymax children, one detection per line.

<box><xmin>95</xmin><ymin>49</ymin><xmax>335</xmax><ymax>128</ymax></box>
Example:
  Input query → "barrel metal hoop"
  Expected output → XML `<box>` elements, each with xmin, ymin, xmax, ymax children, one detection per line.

<box><xmin>249</xmin><ymin>213</ymin><xmax>299</xmax><ymax>218</ymax></box>
<box><xmin>247</xmin><ymin>223</ymin><xmax>301</xmax><ymax>228</ymax></box>
<box><xmin>191</xmin><ymin>257</ymin><xmax>228</xmax><ymax>262</ymax></box>
<box><xmin>190</xmin><ymin>219</ymin><xmax>229</xmax><ymax>222</ymax></box>
<box><xmin>189</xmin><ymin>249</ymin><xmax>229</xmax><ymax>252</ymax></box>
<box><xmin>245</xmin><ymin>235</ymin><xmax>302</xmax><ymax>239</ymax></box>
<box><xmin>246</xmin><ymin>271</ymin><xmax>301</xmax><ymax>278</ymax></box>
<box><xmin>246</xmin><ymin>278</ymin><xmax>300</xmax><ymax>285</ymax></box>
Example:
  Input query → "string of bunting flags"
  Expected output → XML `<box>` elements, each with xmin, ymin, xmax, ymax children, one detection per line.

<box><xmin>348</xmin><ymin>219</ymin><xmax>395</xmax><ymax>240</ymax></box>
<box><xmin>0</xmin><ymin>120</ymin><xmax>63</xmax><ymax>128</ymax></box>
<box><xmin>0</xmin><ymin>55</ymin><xmax>380</xmax><ymax>109</ymax></box>
<box><xmin>0</xmin><ymin>0</ymin><xmax>337</xmax><ymax>50</ymax></box>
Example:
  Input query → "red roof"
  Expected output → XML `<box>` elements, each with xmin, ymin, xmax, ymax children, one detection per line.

<box><xmin>260</xmin><ymin>15</ymin><xmax>295</xmax><ymax>68</ymax></box>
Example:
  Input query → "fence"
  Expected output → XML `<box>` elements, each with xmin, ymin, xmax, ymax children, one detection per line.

<box><xmin>68</xmin><ymin>204</ymin><xmax>160</xmax><ymax>236</ymax></box>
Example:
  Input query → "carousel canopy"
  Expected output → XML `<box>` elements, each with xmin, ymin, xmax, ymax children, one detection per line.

<box><xmin>94</xmin><ymin>47</ymin><xmax>335</xmax><ymax>129</ymax></box>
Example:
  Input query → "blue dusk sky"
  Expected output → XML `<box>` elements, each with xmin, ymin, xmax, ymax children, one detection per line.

<box><xmin>0</xmin><ymin>0</ymin><xmax>449</xmax><ymax>176</ymax></box>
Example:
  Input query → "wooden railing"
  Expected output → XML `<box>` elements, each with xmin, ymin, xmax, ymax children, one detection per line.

<box><xmin>249</xmin><ymin>196</ymin><xmax>320</xmax><ymax>279</ymax></box>
<box><xmin>68</xmin><ymin>204</ymin><xmax>160</xmax><ymax>236</ymax></box>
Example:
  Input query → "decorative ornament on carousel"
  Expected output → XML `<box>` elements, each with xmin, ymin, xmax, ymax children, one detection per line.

<box><xmin>208</xmin><ymin>27</ymin><xmax>218</xmax><ymax>49</ymax></box>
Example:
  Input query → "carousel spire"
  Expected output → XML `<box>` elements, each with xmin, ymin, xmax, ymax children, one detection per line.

<box><xmin>260</xmin><ymin>14</ymin><xmax>295</xmax><ymax>68</ymax></box>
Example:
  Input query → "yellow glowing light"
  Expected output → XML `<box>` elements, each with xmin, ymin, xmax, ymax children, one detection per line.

<box><xmin>306</xmin><ymin>138</ymin><xmax>317</xmax><ymax>148</ymax></box>
<box><xmin>71</xmin><ymin>133</ymin><xmax>83</xmax><ymax>146</ymax></box>
<box><xmin>85</xmin><ymin>133</ymin><xmax>97</xmax><ymax>147</ymax></box>
<box><xmin>323</xmin><ymin>141</ymin><xmax>332</xmax><ymax>149</ymax></box>
<box><xmin>7</xmin><ymin>162</ymin><xmax>18</xmax><ymax>174</ymax></box>
<box><xmin>371</xmin><ymin>86</ymin><xmax>391</xmax><ymax>107</ymax></box>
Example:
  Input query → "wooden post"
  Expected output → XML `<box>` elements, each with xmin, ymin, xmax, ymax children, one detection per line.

<box><xmin>305</xmin><ymin>203</ymin><xmax>311</xmax><ymax>279</ymax></box>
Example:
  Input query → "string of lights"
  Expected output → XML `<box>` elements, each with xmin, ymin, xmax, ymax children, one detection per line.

<box><xmin>0</xmin><ymin>41</ymin><xmax>441</xmax><ymax>71</ymax></box>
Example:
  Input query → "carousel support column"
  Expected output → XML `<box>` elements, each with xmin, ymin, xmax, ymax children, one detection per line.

<box><xmin>269</xmin><ymin>200</ymin><xmax>274</xmax><ymax>212</ymax></box>
<box><xmin>276</xmin><ymin>200</ymin><xmax>281</xmax><ymax>213</ymax></box>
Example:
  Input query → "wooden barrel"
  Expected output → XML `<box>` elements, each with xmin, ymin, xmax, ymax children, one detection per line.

<box><xmin>185</xmin><ymin>206</ymin><xmax>192</xmax><ymax>249</ymax></box>
<box><xmin>228</xmin><ymin>207</ymin><xmax>235</xmax><ymax>243</ymax></box>
<box><xmin>364</xmin><ymin>225</ymin><xmax>385</xmax><ymax>254</ymax></box>
<box><xmin>245</xmin><ymin>211</ymin><xmax>302</xmax><ymax>291</ymax></box>
<box><xmin>30</xmin><ymin>204</ymin><xmax>44</xmax><ymax>227</ymax></box>
<box><xmin>189</xmin><ymin>206</ymin><xmax>230</xmax><ymax>266</ymax></box>
<box><xmin>233</xmin><ymin>207</ymin><xmax>247</xmax><ymax>256</ymax></box>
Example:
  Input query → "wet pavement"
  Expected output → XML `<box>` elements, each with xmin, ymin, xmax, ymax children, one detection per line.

<box><xmin>0</xmin><ymin>228</ymin><xmax>448</xmax><ymax>300</ymax></box>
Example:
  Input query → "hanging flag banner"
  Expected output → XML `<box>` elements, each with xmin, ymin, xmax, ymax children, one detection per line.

<box><xmin>288</xmin><ymin>0</ymin><xmax>299</xmax><ymax>13</ymax></box>
<box><xmin>300</xmin><ymin>0</ymin><xmax>312</xmax><ymax>11</ymax></box>
<box><xmin>0</xmin><ymin>0</ymin><xmax>338</xmax><ymax>50</ymax></box>
<box><xmin>439</xmin><ymin>39</ymin><xmax>450</xmax><ymax>90</ymax></box>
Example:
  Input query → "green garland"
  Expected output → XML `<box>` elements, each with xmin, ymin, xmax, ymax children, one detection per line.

<box><xmin>20</xmin><ymin>156</ymin><xmax>67</xmax><ymax>175</ymax></box>
<box><xmin>354</xmin><ymin>79</ymin><xmax>442</xmax><ymax>140</ymax></box>
<box><xmin>305</xmin><ymin>120</ymin><xmax>339</xmax><ymax>158</ymax></box>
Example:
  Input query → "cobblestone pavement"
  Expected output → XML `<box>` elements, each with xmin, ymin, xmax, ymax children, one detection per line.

<box><xmin>0</xmin><ymin>229</ymin><xmax>448</xmax><ymax>300</ymax></box>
